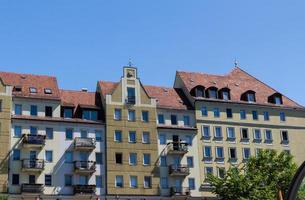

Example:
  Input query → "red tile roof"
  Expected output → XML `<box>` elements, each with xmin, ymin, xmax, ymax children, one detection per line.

<box><xmin>60</xmin><ymin>90</ymin><xmax>100</xmax><ymax>109</ymax></box>
<box><xmin>0</xmin><ymin>71</ymin><xmax>60</xmax><ymax>100</ymax></box>
<box><xmin>177</xmin><ymin>67</ymin><xmax>303</xmax><ymax>108</ymax></box>
<box><xmin>98</xmin><ymin>81</ymin><xmax>119</xmax><ymax>97</ymax></box>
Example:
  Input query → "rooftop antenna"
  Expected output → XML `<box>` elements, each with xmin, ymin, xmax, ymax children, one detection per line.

<box><xmin>234</xmin><ymin>58</ymin><xmax>239</xmax><ymax>67</ymax></box>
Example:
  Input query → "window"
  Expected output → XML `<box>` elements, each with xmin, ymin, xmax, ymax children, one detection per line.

<box><xmin>115</xmin><ymin>153</ymin><xmax>123</xmax><ymax>164</ymax></box>
<box><xmin>187</xmin><ymin>157</ymin><xmax>194</xmax><ymax>168</ymax></box>
<box><xmin>14</xmin><ymin>86</ymin><xmax>22</xmax><ymax>92</ymax></box>
<box><xmin>65</xmin><ymin>129</ymin><xmax>73</xmax><ymax>140</ymax></box>
<box><xmin>64</xmin><ymin>108</ymin><xmax>73</xmax><ymax>118</ymax></box>
<box><xmin>161</xmin><ymin>177</ymin><xmax>168</xmax><ymax>189</ymax></box>
<box><xmin>183</xmin><ymin>115</ymin><xmax>190</xmax><ymax>126</ymax></box>
<box><xmin>115</xmin><ymin>175</ymin><xmax>123</xmax><ymax>188</ymax></box>
<box><xmin>143</xmin><ymin>154</ymin><xmax>151</xmax><ymax>165</ymax></box>
<box><xmin>218</xmin><ymin>167</ymin><xmax>225</xmax><ymax>178</ymax></box>
<box><xmin>226</xmin><ymin>108</ymin><xmax>233</xmax><ymax>118</ymax></box>
<box><xmin>158</xmin><ymin>114</ymin><xmax>165</xmax><ymax>124</ymax></box>
<box><xmin>264</xmin><ymin>111</ymin><xmax>270</xmax><ymax>121</ymax></box>
<box><xmin>205</xmin><ymin>167</ymin><xmax>213</xmax><ymax>178</ymax></box>
<box><xmin>12</xmin><ymin>174</ymin><xmax>19</xmax><ymax>185</ymax></box>
<box><xmin>46</xmin><ymin>128</ymin><xmax>53</xmax><ymax>139</ymax></box>
<box><xmin>30</xmin><ymin>105</ymin><xmax>38</xmax><ymax>116</ymax></box>
<box><xmin>44</xmin><ymin>88</ymin><xmax>52</xmax><ymax>94</ymax></box>
<box><xmin>114</xmin><ymin>130</ymin><xmax>122</xmax><ymax>142</ymax></box>
<box><xmin>214</xmin><ymin>127</ymin><xmax>222</xmax><ymax>139</ymax></box>
<box><xmin>81</xmin><ymin>130</ymin><xmax>88</xmax><ymax>138</ymax></box>
<box><xmin>96</xmin><ymin>153</ymin><xmax>103</xmax><ymax>164</ymax></box>
<box><xmin>240</xmin><ymin>110</ymin><xmax>246</xmax><ymax>120</ymax></box>
<box><xmin>14</xmin><ymin>126</ymin><xmax>22</xmax><ymax>137</ymax></box>
<box><xmin>82</xmin><ymin>110</ymin><xmax>98</xmax><ymax>120</ymax></box>
<box><xmin>170</xmin><ymin>115</ymin><xmax>177</xmax><ymax>125</ymax></box>
<box><xmin>208</xmin><ymin>88</ymin><xmax>218</xmax><ymax>99</ymax></box>
<box><xmin>222</xmin><ymin>90</ymin><xmax>230</xmax><ymax>100</ymax></box>
<box><xmin>15</xmin><ymin>104</ymin><xmax>22</xmax><ymax>115</ymax></box>
<box><xmin>30</xmin><ymin>126</ymin><xmax>37</xmax><ymax>135</ymax></box>
<box><xmin>142</xmin><ymin>132</ymin><xmax>150</xmax><ymax>144</ymax></box>
<box><xmin>13</xmin><ymin>149</ymin><xmax>20</xmax><ymax>160</ymax></box>
<box><xmin>128</xmin><ymin>110</ymin><xmax>136</xmax><ymax>121</ymax></box>
<box><xmin>213</xmin><ymin>108</ymin><xmax>220</xmax><ymax>118</ymax></box>
<box><xmin>95</xmin><ymin>130</ymin><xmax>102</xmax><ymax>142</ymax></box>
<box><xmin>144</xmin><ymin>176</ymin><xmax>152</xmax><ymax>188</ymax></box>
<box><xmin>142</xmin><ymin>111</ymin><xmax>149</xmax><ymax>122</ymax></box>
<box><xmin>128</xmin><ymin>131</ymin><xmax>136</xmax><ymax>143</ymax></box>
<box><xmin>255</xmin><ymin>148</ymin><xmax>262</xmax><ymax>157</ymax></box>
<box><xmin>215</xmin><ymin>147</ymin><xmax>224</xmax><ymax>159</ymax></box>
<box><xmin>275</xmin><ymin>96</ymin><xmax>282</xmax><ymax>105</ymax></box>
<box><xmin>127</xmin><ymin>87</ymin><xmax>136</xmax><ymax>104</ymax></box>
<box><xmin>96</xmin><ymin>176</ymin><xmax>103</xmax><ymax>188</ymax></box>
<box><xmin>201</xmin><ymin>106</ymin><xmax>208</xmax><ymax>116</ymax></box>
<box><xmin>159</xmin><ymin>134</ymin><xmax>166</xmax><ymax>145</ymax></box>
<box><xmin>129</xmin><ymin>153</ymin><xmax>137</xmax><ymax>165</ymax></box>
<box><xmin>188</xmin><ymin>178</ymin><xmax>195</xmax><ymax>190</ymax></box>
<box><xmin>252</xmin><ymin>111</ymin><xmax>258</xmax><ymax>120</ymax></box>
<box><xmin>65</xmin><ymin>152</ymin><xmax>73</xmax><ymax>163</ymax></box>
<box><xmin>130</xmin><ymin>176</ymin><xmax>138</xmax><ymax>188</ymax></box>
<box><xmin>247</xmin><ymin>93</ymin><xmax>255</xmax><ymax>102</ymax></box>
<box><xmin>253</xmin><ymin>129</ymin><xmax>261</xmax><ymax>141</ymax></box>
<box><xmin>185</xmin><ymin>135</ymin><xmax>192</xmax><ymax>146</ymax></box>
<box><xmin>114</xmin><ymin>109</ymin><xmax>122</xmax><ymax>120</ymax></box>
<box><xmin>265</xmin><ymin>130</ymin><xmax>273</xmax><ymax>142</ymax></box>
<box><xmin>203</xmin><ymin>146</ymin><xmax>212</xmax><ymax>158</ymax></box>
<box><xmin>229</xmin><ymin>148</ymin><xmax>237</xmax><ymax>159</ymax></box>
<box><xmin>65</xmin><ymin>175</ymin><xmax>72</xmax><ymax>186</ymax></box>
<box><xmin>280</xmin><ymin>112</ymin><xmax>286</xmax><ymax>122</ymax></box>
<box><xmin>160</xmin><ymin>156</ymin><xmax>167</xmax><ymax>166</ymax></box>
<box><xmin>29</xmin><ymin>87</ymin><xmax>37</xmax><ymax>93</ymax></box>
<box><xmin>241</xmin><ymin>128</ymin><xmax>249</xmax><ymax>140</ymax></box>
<box><xmin>45</xmin><ymin>106</ymin><xmax>53</xmax><ymax>117</ymax></box>
<box><xmin>45</xmin><ymin>151</ymin><xmax>53</xmax><ymax>162</ymax></box>
<box><xmin>227</xmin><ymin>127</ymin><xmax>235</xmax><ymax>139</ymax></box>
<box><xmin>243</xmin><ymin>148</ymin><xmax>251</xmax><ymax>160</ymax></box>
<box><xmin>281</xmin><ymin>131</ymin><xmax>289</xmax><ymax>143</ymax></box>
<box><xmin>45</xmin><ymin>175</ymin><xmax>52</xmax><ymax>186</ymax></box>
<box><xmin>202</xmin><ymin>126</ymin><xmax>210</xmax><ymax>138</ymax></box>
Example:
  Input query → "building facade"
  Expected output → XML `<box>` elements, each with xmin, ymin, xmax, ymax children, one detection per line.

<box><xmin>0</xmin><ymin>66</ymin><xmax>304</xmax><ymax>199</ymax></box>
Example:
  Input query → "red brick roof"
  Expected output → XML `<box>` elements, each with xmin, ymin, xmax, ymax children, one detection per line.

<box><xmin>177</xmin><ymin>67</ymin><xmax>302</xmax><ymax>108</ymax></box>
<box><xmin>60</xmin><ymin>89</ymin><xmax>100</xmax><ymax>109</ymax></box>
<box><xmin>0</xmin><ymin>71</ymin><xmax>60</xmax><ymax>100</ymax></box>
<box><xmin>98</xmin><ymin>81</ymin><xmax>119</xmax><ymax>97</ymax></box>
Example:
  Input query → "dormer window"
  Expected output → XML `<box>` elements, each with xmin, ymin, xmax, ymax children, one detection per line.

<box><xmin>29</xmin><ymin>87</ymin><xmax>37</xmax><ymax>93</ymax></box>
<box><xmin>14</xmin><ymin>86</ymin><xmax>22</xmax><ymax>92</ymax></box>
<box><xmin>268</xmin><ymin>93</ymin><xmax>283</xmax><ymax>105</ymax></box>
<box><xmin>219</xmin><ymin>88</ymin><xmax>230</xmax><ymax>100</ymax></box>
<box><xmin>241</xmin><ymin>90</ymin><xmax>256</xmax><ymax>103</ymax></box>
<box><xmin>190</xmin><ymin>86</ymin><xmax>205</xmax><ymax>98</ymax></box>
<box><xmin>206</xmin><ymin>87</ymin><xmax>218</xmax><ymax>99</ymax></box>
<box><xmin>44</xmin><ymin>88</ymin><xmax>52</xmax><ymax>94</ymax></box>
<box><xmin>248</xmin><ymin>93</ymin><xmax>255</xmax><ymax>102</ymax></box>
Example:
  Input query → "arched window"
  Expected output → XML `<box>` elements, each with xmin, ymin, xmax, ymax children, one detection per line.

<box><xmin>241</xmin><ymin>90</ymin><xmax>256</xmax><ymax>103</ymax></box>
<box><xmin>206</xmin><ymin>87</ymin><xmax>218</xmax><ymax>99</ymax></box>
<box><xmin>268</xmin><ymin>93</ymin><xmax>283</xmax><ymax>105</ymax></box>
<box><xmin>218</xmin><ymin>88</ymin><xmax>231</xmax><ymax>101</ymax></box>
<box><xmin>190</xmin><ymin>85</ymin><xmax>205</xmax><ymax>98</ymax></box>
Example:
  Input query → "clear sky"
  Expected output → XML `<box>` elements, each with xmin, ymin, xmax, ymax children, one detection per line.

<box><xmin>0</xmin><ymin>1</ymin><xmax>305</xmax><ymax>105</ymax></box>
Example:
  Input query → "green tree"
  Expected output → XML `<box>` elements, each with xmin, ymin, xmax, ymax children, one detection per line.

<box><xmin>207</xmin><ymin>149</ymin><xmax>297</xmax><ymax>200</ymax></box>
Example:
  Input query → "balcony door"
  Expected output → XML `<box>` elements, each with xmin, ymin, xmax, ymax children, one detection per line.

<box><xmin>79</xmin><ymin>175</ymin><xmax>88</xmax><ymax>185</ymax></box>
<box><xmin>175</xmin><ymin>179</ymin><xmax>182</xmax><ymax>190</ymax></box>
<box><xmin>173</xmin><ymin>156</ymin><xmax>181</xmax><ymax>167</ymax></box>
<box><xmin>173</xmin><ymin>135</ymin><xmax>179</xmax><ymax>150</ymax></box>
<box><xmin>29</xmin><ymin>175</ymin><xmax>35</xmax><ymax>184</ymax></box>
<box><xmin>30</xmin><ymin>151</ymin><xmax>37</xmax><ymax>168</ymax></box>
<box><xmin>81</xmin><ymin>130</ymin><xmax>88</xmax><ymax>138</ymax></box>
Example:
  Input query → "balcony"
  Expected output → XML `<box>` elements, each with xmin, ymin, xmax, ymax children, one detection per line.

<box><xmin>168</xmin><ymin>165</ymin><xmax>190</xmax><ymax>176</ymax></box>
<box><xmin>170</xmin><ymin>187</ymin><xmax>190</xmax><ymax>198</ymax></box>
<box><xmin>21</xmin><ymin>184</ymin><xmax>44</xmax><ymax>194</ymax></box>
<box><xmin>74</xmin><ymin>161</ymin><xmax>96</xmax><ymax>174</ymax></box>
<box><xmin>73</xmin><ymin>185</ymin><xmax>96</xmax><ymax>195</ymax></box>
<box><xmin>74</xmin><ymin>137</ymin><xmax>96</xmax><ymax>151</ymax></box>
<box><xmin>22</xmin><ymin>159</ymin><xmax>44</xmax><ymax>172</ymax></box>
<box><xmin>167</xmin><ymin>142</ymin><xmax>188</xmax><ymax>155</ymax></box>
<box><xmin>22</xmin><ymin>134</ymin><xmax>46</xmax><ymax>148</ymax></box>
<box><xmin>126</xmin><ymin>96</ymin><xmax>136</xmax><ymax>104</ymax></box>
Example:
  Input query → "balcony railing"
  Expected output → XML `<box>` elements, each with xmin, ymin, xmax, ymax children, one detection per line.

<box><xmin>126</xmin><ymin>96</ymin><xmax>136</xmax><ymax>104</ymax></box>
<box><xmin>169</xmin><ymin>165</ymin><xmax>190</xmax><ymax>176</ymax></box>
<box><xmin>167</xmin><ymin>142</ymin><xmax>188</xmax><ymax>155</ymax></box>
<box><xmin>21</xmin><ymin>184</ymin><xmax>44</xmax><ymax>193</ymax></box>
<box><xmin>74</xmin><ymin>161</ymin><xmax>96</xmax><ymax>174</ymax></box>
<box><xmin>22</xmin><ymin>134</ymin><xmax>46</xmax><ymax>148</ymax></box>
<box><xmin>74</xmin><ymin>137</ymin><xmax>96</xmax><ymax>150</ymax></box>
<box><xmin>170</xmin><ymin>187</ymin><xmax>190</xmax><ymax>196</ymax></box>
<box><xmin>22</xmin><ymin>159</ymin><xmax>44</xmax><ymax>172</ymax></box>
<box><xmin>73</xmin><ymin>185</ymin><xmax>96</xmax><ymax>195</ymax></box>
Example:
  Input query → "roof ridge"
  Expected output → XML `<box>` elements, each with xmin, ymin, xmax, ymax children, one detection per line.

<box><xmin>0</xmin><ymin>71</ymin><xmax>56</xmax><ymax>79</ymax></box>
<box><xmin>60</xmin><ymin>89</ymin><xmax>95</xmax><ymax>94</ymax></box>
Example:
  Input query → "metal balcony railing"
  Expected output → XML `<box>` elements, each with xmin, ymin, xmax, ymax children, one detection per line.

<box><xmin>126</xmin><ymin>96</ymin><xmax>136</xmax><ymax>104</ymax></box>
<box><xmin>74</xmin><ymin>161</ymin><xmax>96</xmax><ymax>173</ymax></box>
<box><xmin>167</xmin><ymin>142</ymin><xmax>188</xmax><ymax>154</ymax></box>
<box><xmin>74</xmin><ymin>138</ymin><xmax>96</xmax><ymax>150</ymax></box>
<box><xmin>22</xmin><ymin>134</ymin><xmax>46</xmax><ymax>146</ymax></box>
<box><xmin>170</xmin><ymin>187</ymin><xmax>190</xmax><ymax>196</ymax></box>
<box><xmin>168</xmin><ymin>164</ymin><xmax>190</xmax><ymax>176</ymax></box>
<box><xmin>21</xmin><ymin>184</ymin><xmax>44</xmax><ymax>193</ymax></box>
<box><xmin>22</xmin><ymin>159</ymin><xmax>45</xmax><ymax>170</ymax></box>
<box><xmin>73</xmin><ymin>185</ymin><xmax>96</xmax><ymax>195</ymax></box>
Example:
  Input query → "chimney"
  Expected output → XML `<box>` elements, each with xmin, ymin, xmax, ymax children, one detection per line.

<box><xmin>81</xmin><ymin>88</ymin><xmax>88</xmax><ymax>92</ymax></box>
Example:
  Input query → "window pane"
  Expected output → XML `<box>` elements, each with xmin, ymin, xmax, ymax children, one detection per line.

<box><xmin>264</xmin><ymin>111</ymin><xmax>270</xmax><ymax>121</ymax></box>
<box><xmin>213</xmin><ymin>108</ymin><xmax>220</xmax><ymax>118</ymax></box>
<box><xmin>65</xmin><ymin>129</ymin><xmax>73</xmax><ymax>140</ymax></box>
<box><xmin>65</xmin><ymin>175</ymin><xmax>72</xmax><ymax>186</ymax></box>
<box><xmin>114</xmin><ymin>109</ymin><xmax>121</xmax><ymax>120</ymax></box>
<box><xmin>201</xmin><ymin>107</ymin><xmax>208</xmax><ymax>116</ymax></box>
<box><xmin>115</xmin><ymin>131</ymin><xmax>122</xmax><ymax>142</ymax></box>
<box><xmin>158</xmin><ymin>114</ymin><xmax>165</xmax><ymax>124</ymax></box>
<box><xmin>45</xmin><ymin>151</ymin><xmax>53</xmax><ymax>162</ymax></box>
<box><xmin>14</xmin><ymin>126</ymin><xmax>22</xmax><ymax>137</ymax></box>
<box><xmin>13</xmin><ymin>149</ymin><xmax>20</xmax><ymax>160</ymax></box>
<box><xmin>143</xmin><ymin>154</ymin><xmax>150</xmax><ymax>165</ymax></box>
<box><xmin>240</xmin><ymin>110</ymin><xmax>246</xmax><ymax>119</ymax></box>
<box><xmin>159</xmin><ymin>134</ymin><xmax>166</xmax><ymax>145</ymax></box>
<box><xmin>170</xmin><ymin>115</ymin><xmax>177</xmax><ymax>125</ymax></box>
<box><xmin>45</xmin><ymin>175</ymin><xmax>52</xmax><ymax>186</ymax></box>
<box><xmin>64</xmin><ymin>108</ymin><xmax>73</xmax><ymax>118</ymax></box>
<box><xmin>65</xmin><ymin>152</ymin><xmax>73</xmax><ymax>163</ymax></box>
<box><xmin>15</xmin><ymin>104</ymin><xmax>22</xmax><ymax>115</ymax></box>
<box><xmin>142</xmin><ymin>132</ymin><xmax>150</xmax><ymax>143</ymax></box>
<box><xmin>96</xmin><ymin>153</ymin><xmax>103</xmax><ymax>164</ymax></box>
<box><xmin>46</xmin><ymin>128</ymin><xmax>53</xmax><ymax>139</ymax></box>
<box><xmin>30</xmin><ymin>105</ymin><xmax>37</xmax><ymax>116</ymax></box>
<box><xmin>188</xmin><ymin>178</ymin><xmax>195</xmax><ymax>190</ymax></box>
<box><xmin>115</xmin><ymin>176</ymin><xmax>123</xmax><ymax>187</ymax></box>
<box><xmin>95</xmin><ymin>130</ymin><xmax>102</xmax><ymax>142</ymax></box>
<box><xmin>183</xmin><ymin>116</ymin><xmax>190</xmax><ymax>126</ymax></box>
<box><xmin>129</xmin><ymin>131</ymin><xmax>136</xmax><ymax>143</ymax></box>
<box><xmin>142</xmin><ymin>111</ymin><xmax>149</xmax><ymax>122</ymax></box>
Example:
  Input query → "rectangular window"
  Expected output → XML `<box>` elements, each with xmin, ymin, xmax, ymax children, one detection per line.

<box><xmin>201</xmin><ymin>106</ymin><xmax>208</xmax><ymax>117</ymax></box>
<box><xmin>142</xmin><ymin>111</ymin><xmax>149</xmax><ymax>122</ymax></box>
<box><xmin>80</xmin><ymin>130</ymin><xmax>87</xmax><ymax>139</ymax></box>
<box><xmin>115</xmin><ymin>175</ymin><xmax>123</xmax><ymax>188</ymax></box>
<box><xmin>185</xmin><ymin>135</ymin><xmax>192</xmax><ymax>146</ymax></box>
<box><xmin>229</xmin><ymin>148</ymin><xmax>237</xmax><ymax>159</ymax></box>
<box><xmin>183</xmin><ymin>115</ymin><xmax>190</xmax><ymax>126</ymax></box>
<box><xmin>15</xmin><ymin>104</ymin><xmax>22</xmax><ymax>115</ymax></box>
<box><xmin>281</xmin><ymin>131</ymin><xmax>289</xmax><ymax>143</ymax></box>
<box><xmin>243</xmin><ymin>148</ymin><xmax>251</xmax><ymax>160</ymax></box>
<box><xmin>159</xmin><ymin>134</ymin><xmax>166</xmax><ymax>145</ymax></box>
<box><xmin>253</xmin><ymin>129</ymin><xmax>261</xmax><ymax>140</ymax></box>
<box><xmin>30</xmin><ymin>105</ymin><xmax>38</xmax><ymax>116</ymax></box>
<box><xmin>65</xmin><ymin>175</ymin><xmax>72</xmax><ymax>186</ymax></box>
<box><xmin>226</xmin><ymin>108</ymin><xmax>233</xmax><ymax>118</ymax></box>
<box><xmin>170</xmin><ymin>115</ymin><xmax>178</xmax><ymax>125</ymax></box>
<box><xmin>95</xmin><ymin>130</ymin><xmax>102</xmax><ymax>142</ymax></box>
<box><xmin>280</xmin><ymin>112</ymin><xmax>286</xmax><ymax>122</ymax></box>
<box><xmin>205</xmin><ymin>167</ymin><xmax>213</xmax><ymax>178</ymax></box>
<box><xmin>187</xmin><ymin>157</ymin><xmax>194</xmax><ymax>168</ymax></box>
<box><xmin>114</xmin><ymin>109</ymin><xmax>122</xmax><ymax>120</ymax></box>
<box><xmin>65</xmin><ymin>151</ymin><xmax>73</xmax><ymax>163</ymax></box>
<box><xmin>130</xmin><ymin>176</ymin><xmax>138</xmax><ymax>188</ymax></box>
<box><xmin>45</xmin><ymin>175</ymin><xmax>52</xmax><ymax>186</ymax></box>
<box><xmin>143</xmin><ymin>153</ymin><xmax>151</xmax><ymax>165</ymax></box>
<box><xmin>248</xmin><ymin>93</ymin><xmax>255</xmax><ymax>102</ymax></box>
<box><xmin>82</xmin><ymin>110</ymin><xmax>98</xmax><ymax>120</ymax></box>
<box><xmin>96</xmin><ymin>153</ymin><xmax>103</xmax><ymax>164</ymax></box>
<box><xmin>264</xmin><ymin>111</ymin><xmax>270</xmax><ymax>121</ymax></box>
<box><xmin>128</xmin><ymin>110</ymin><xmax>136</xmax><ymax>121</ymax></box>
<box><xmin>227</xmin><ymin>127</ymin><xmax>235</xmax><ymax>139</ymax></box>
<box><xmin>127</xmin><ymin>87</ymin><xmax>136</xmax><ymax>104</ymax></box>
<box><xmin>65</xmin><ymin>129</ymin><xmax>73</xmax><ymax>140</ymax></box>
<box><xmin>214</xmin><ymin>127</ymin><xmax>222</xmax><ymax>139</ymax></box>
<box><xmin>265</xmin><ymin>130</ymin><xmax>273</xmax><ymax>142</ymax></box>
<box><xmin>241</xmin><ymin>128</ymin><xmax>249</xmax><ymax>140</ymax></box>
<box><xmin>129</xmin><ymin>153</ymin><xmax>137</xmax><ymax>165</ymax></box>
<box><xmin>13</xmin><ymin>149</ymin><xmax>20</xmax><ymax>160</ymax></box>
<box><xmin>158</xmin><ymin>114</ymin><xmax>165</xmax><ymax>124</ymax></box>
<box><xmin>14</xmin><ymin>126</ymin><xmax>22</xmax><ymax>137</ymax></box>
<box><xmin>46</xmin><ymin>128</ymin><xmax>53</xmax><ymax>139</ymax></box>
<box><xmin>142</xmin><ymin>132</ymin><xmax>150</xmax><ymax>144</ymax></box>
<box><xmin>45</xmin><ymin>106</ymin><xmax>53</xmax><ymax>117</ymax></box>
<box><xmin>240</xmin><ymin>110</ymin><xmax>246</xmax><ymax>120</ymax></box>
<box><xmin>188</xmin><ymin>178</ymin><xmax>195</xmax><ymax>190</ymax></box>
<box><xmin>160</xmin><ymin>156</ymin><xmax>167</xmax><ymax>167</ymax></box>
<box><xmin>64</xmin><ymin>108</ymin><xmax>73</xmax><ymax>118</ymax></box>
<box><xmin>252</xmin><ymin>111</ymin><xmax>258</xmax><ymax>120</ymax></box>
<box><xmin>45</xmin><ymin>151</ymin><xmax>53</xmax><ymax>162</ymax></box>
<box><xmin>29</xmin><ymin>87</ymin><xmax>37</xmax><ymax>93</ymax></box>
<box><xmin>96</xmin><ymin>176</ymin><xmax>103</xmax><ymax>188</ymax></box>
<box><xmin>215</xmin><ymin>147</ymin><xmax>224</xmax><ymax>159</ymax></box>
<box><xmin>12</xmin><ymin>174</ymin><xmax>19</xmax><ymax>185</ymax></box>
<box><xmin>128</xmin><ymin>131</ymin><xmax>136</xmax><ymax>143</ymax></box>
<box><xmin>144</xmin><ymin>176</ymin><xmax>152</xmax><ymax>188</ymax></box>
<box><xmin>202</xmin><ymin>126</ymin><xmax>210</xmax><ymax>138</ymax></box>
<box><xmin>218</xmin><ymin>167</ymin><xmax>225</xmax><ymax>179</ymax></box>
<box><xmin>114</xmin><ymin>130</ymin><xmax>122</xmax><ymax>142</ymax></box>
<box><xmin>161</xmin><ymin>177</ymin><xmax>168</xmax><ymax>189</ymax></box>
<box><xmin>115</xmin><ymin>153</ymin><xmax>123</xmax><ymax>164</ymax></box>
<box><xmin>30</xmin><ymin>126</ymin><xmax>37</xmax><ymax>135</ymax></box>
<box><xmin>213</xmin><ymin>108</ymin><xmax>220</xmax><ymax>118</ymax></box>
<box><xmin>204</xmin><ymin>146</ymin><xmax>212</xmax><ymax>158</ymax></box>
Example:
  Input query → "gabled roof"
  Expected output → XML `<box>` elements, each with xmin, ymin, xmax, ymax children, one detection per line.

<box><xmin>98</xmin><ymin>81</ymin><xmax>119</xmax><ymax>97</ymax></box>
<box><xmin>0</xmin><ymin>71</ymin><xmax>60</xmax><ymax>100</ymax></box>
<box><xmin>60</xmin><ymin>90</ymin><xmax>100</xmax><ymax>109</ymax></box>
<box><xmin>176</xmin><ymin>67</ymin><xmax>302</xmax><ymax>108</ymax></box>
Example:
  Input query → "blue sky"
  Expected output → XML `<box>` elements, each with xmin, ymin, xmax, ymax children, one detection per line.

<box><xmin>0</xmin><ymin>1</ymin><xmax>305</xmax><ymax>105</ymax></box>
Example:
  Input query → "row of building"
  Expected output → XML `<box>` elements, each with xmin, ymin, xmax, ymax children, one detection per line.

<box><xmin>0</xmin><ymin>66</ymin><xmax>304</xmax><ymax>200</ymax></box>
